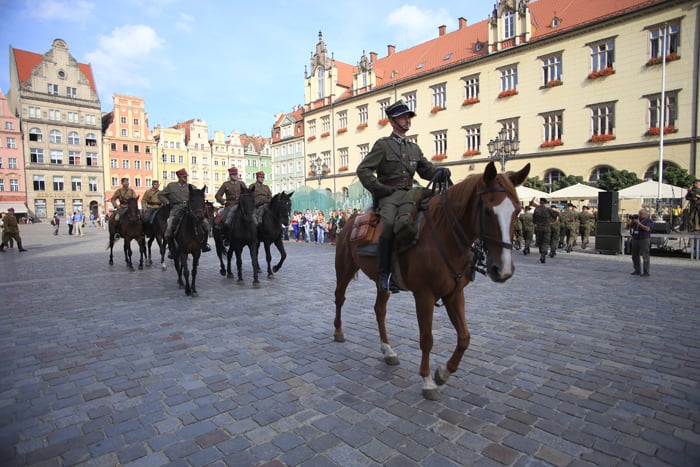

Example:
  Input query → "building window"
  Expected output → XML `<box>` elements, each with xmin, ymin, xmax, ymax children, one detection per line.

<box><xmin>542</xmin><ymin>54</ymin><xmax>563</xmax><ymax>86</ymax></box>
<box><xmin>85</xmin><ymin>134</ymin><xmax>97</xmax><ymax>146</ymax></box>
<box><xmin>647</xmin><ymin>91</ymin><xmax>678</xmax><ymax>130</ymax></box>
<box><xmin>134</xmin><ymin>144</ymin><xmax>140</xmax><ymax>153</ymax></box>
<box><xmin>122</xmin><ymin>160</ymin><xmax>130</xmax><ymax>169</ymax></box>
<box><xmin>544</xmin><ymin>170</ymin><xmax>564</xmax><ymax>192</ymax></box>
<box><xmin>463</xmin><ymin>125</ymin><xmax>481</xmax><ymax>154</ymax></box>
<box><xmin>403</xmin><ymin>92</ymin><xmax>417</xmax><ymax>112</ymax></box>
<box><xmin>111</xmin><ymin>177</ymin><xmax>118</xmax><ymax>187</ymax></box>
<box><xmin>71</xmin><ymin>176</ymin><xmax>82</xmax><ymax>191</ymax></box>
<box><xmin>134</xmin><ymin>160</ymin><xmax>141</xmax><ymax>169</ymax></box>
<box><xmin>85</xmin><ymin>114</ymin><xmax>96</xmax><ymax>125</ymax></box>
<box><xmin>29</xmin><ymin>106</ymin><xmax>41</xmax><ymax>118</ymax></box>
<box><xmin>308</xmin><ymin>119</ymin><xmax>316</xmax><ymax>137</ymax></box>
<box><xmin>170</xmin><ymin>154</ymin><xmax>176</xmax><ymax>163</ymax></box>
<box><xmin>338</xmin><ymin>110</ymin><xmax>347</xmax><ymax>130</ymax></box>
<box><xmin>66</xmin><ymin>86</ymin><xmax>77</xmax><ymax>98</ymax></box>
<box><xmin>111</xmin><ymin>159</ymin><xmax>118</xmax><ymax>168</ymax></box>
<box><xmin>133</xmin><ymin>118</ymin><xmax>139</xmax><ymax>126</ymax></box>
<box><xmin>49</xmin><ymin>109</ymin><xmax>61</xmax><ymax>121</ymax></box>
<box><xmin>68</xmin><ymin>151</ymin><xmax>81</xmax><ymax>165</ymax></box>
<box><xmin>53</xmin><ymin>176</ymin><xmax>64</xmax><ymax>191</ymax></box>
<box><xmin>378</xmin><ymin>98</ymin><xmax>390</xmax><ymax>119</ymax></box>
<box><xmin>504</xmin><ymin>10</ymin><xmax>515</xmax><ymax>39</ymax></box>
<box><xmin>50</xmin><ymin>150</ymin><xmax>64</xmax><ymax>164</ymax></box>
<box><xmin>500</xmin><ymin>119</ymin><xmax>520</xmax><ymax>143</ymax></box>
<box><xmin>0</xmin><ymin>179</ymin><xmax>4</xmax><ymax>191</ymax></box>
<box><xmin>47</xmin><ymin>83</ymin><xmax>59</xmax><ymax>95</ymax></box>
<box><xmin>5</xmin><ymin>122</ymin><xmax>12</xmax><ymax>130</ymax></box>
<box><xmin>31</xmin><ymin>148</ymin><xmax>44</xmax><ymax>163</ymax></box>
<box><xmin>8</xmin><ymin>158</ymin><xmax>17</xmax><ymax>169</ymax></box>
<box><xmin>163</xmin><ymin>171</ymin><xmax>168</xmax><ymax>180</ymax></box>
<box><xmin>339</xmin><ymin>147</ymin><xmax>349</xmax><ymax>168</ymax></box>
<box><xmin>321</xmin><ymin>116</ymin><xmax>330</xmax><ymax>134</ymax></box>
<box><xmin>6</xmin><ymin>137</ymin><xmax>16</xmax><ymax>149</ymax></box>
<box><xmin>590</xmin><ymin>38</ymin><xmax>615</xmax><ymax>72</ymax></box>
<box><xmin>121</xmin><ymin>129</ymin><xmax>128</xmax><ymax>137</ymax></box>
<box><xmin>590</xmin><ymin>102</ymin><xmax>615</xmax><ymax>138</ymax></box>
<box><xmin>431</xmin><ymin>83</ymin><xmax>447</xmax><ymax>110</ymax></box>
<box><xmin>541</xmin><ymin>111</ymin><xmax>564</xmax><ymax>145</ymax></box>
<box><xmin>462</xmin><ymin>75</ymin><xmax>480</xmax><ymax>102</ymax></box>
<box><xmin>86</xmin><ymin>153</ymin><xmax>98</xmax><ymax>166</ymax></box>
<box><xmin>358</xmin><ymin>144</ymin><xmax>369</xmax><ymax>161</ymax></box>
<box><xmin>120</xmin><ymin>116</ymin><xmax>127</xmax><ymax>124</ymax></box>
<box><xmin>432</xmin><ymin>130</ymin><xmax>448</xmax><ymax>157</ymax></box>
<box><xmin>33</xmin><ymin>175</ymin><xmax>46</xmax><ymax>191</ymax></box>
<box><xmin>10</xmin><ymin>179</ymin><xmax>18</xmax><ymax>192</ymax></box>
<box><xmin>191</xmin><ymin>156</ymin><xmax>197</xmax><ymax>165</ymax></box>
<box><xmin>67</xmin><ymin>111</ymin><xmax>79</xmax><ymax>123</ymax></box>
<box><xmin>358</xmin><ymin>105</ymin><xmax>368</xmax><ymax>125</ymax></box>
<box><xmin>122</xmin><ymin>144</ymin><xmax>129</xmax><ymax>152</ymax></box>
<box><xmin>89</xmin><ymin>177</ymin><xmax>98</xmax><ymax>192</ymax></box>
<box><xmin>134</xmin><ymin>178</ymin><xmax>142</xmax><ymax>188</ymax></box>
<box><xmin>649</xmin><ymin>22</ymin><xmax>680</xmax><ymax>61</ymax></box>
<box><xmin>589</xmin><ymin>166</ymin><xmax>613</xmax><ymax>186</ymax></box>
<box><xmin>68</xmin><ymin>131</ymin><xmax>80</xmax><ymax>145</ymax></box>
<box><xmin>29</xmin><ymin>128</ymin><xmax>43</xmax><ymax>142</ymax></box>
<box><xmin>145</xmin><ymin>161</ymin><xmax>151</xmax><ymax>170</ymax></box>
<box><xmin>49</xmin><ymin>130</ymin><xmax>62</xmax><ymax>144</ymax></box>
<box><xmin>499</xmin><ymin>65</ymin><xmax>518</xmax><ymax>93</ymax></box>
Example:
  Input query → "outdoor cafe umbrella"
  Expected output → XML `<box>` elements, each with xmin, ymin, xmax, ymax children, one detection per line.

<box><xmin>617</xmin><ymin>180</ymin><xmax>686</xmax><ymax>199</ymax></box>
<box><xmin>515</xmin><ymin>185</ymin><xmax>549</xmax><ymax>202</ymax></box>
<box><xmin>548</xmin><ymin>183</ymin><xmax>603</xmax><ymax>200</ymax></box>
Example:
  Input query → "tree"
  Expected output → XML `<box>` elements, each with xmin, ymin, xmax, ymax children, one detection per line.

<box><xmin>554</xmin><ymin>174</ymin><xmax>586</xmax><ymax>191</ymax></box>
<box><xmin>597</xmin><ymin>169</ymin><xmax>641</xmax><ymax>191</ymax></box>
<box><xmin>659</xmin><ymin>166</ymin><xmax>695</xmax><ymax>188</ymax></box>
<box><xmin>524</xmin><ymin>176</ymin><xmax>547</xmax><ymax>192</ymax></box>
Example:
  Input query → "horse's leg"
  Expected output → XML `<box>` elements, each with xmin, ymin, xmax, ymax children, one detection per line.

<box><xmin>157</xmin><ymin>235</ymin><xmax>167</xmax><ymax>270</ymax></box>
<box><xmin>190</xmin><ymin>252</ymin><xmax>200</xmax><ymax>297</ymax></box>
<box><xmin>255</xmin><ymin>240</ymin><xmax>263</xmax><ymax>274</ymax></box>
<box><xmin>250</xmin><ymin>243</ymin><xmax>260</xmax><ymax>286</ymax></box>
<box><xmin>137</xmin><ymin>236</ymin><xmax>146</xmax><ymax>270</ymax></box>
<box><xmin>108</xmin><ymin>234</ymin><xmax>114</xmax><ymax>266</ymax></box>
<box><xmin>373</xmin><ymin>290</ymin><xmax>399</xmax><ymax>366</ymax></box>
<box><xmin>227</xmin><ymin>243</ymin><xmax>235</xmax><ymax>279</ymax></box>
<box><xmin>413</xmin><ymin>292</ymin><xmax>440</xmax><ymax>400</ymax></box>
<box><xmin>263</xmin><ymin>241</ymin><xmax>273</xmax><ymax>277</ymax></box>
<box><xmin>146</xmin><ymin>235</ymin><xmax>153</xmax><ymax>266</ymax></box>
<box><xmin>182</xmin><ymin>253</ymin><xmax>191</xmax><ymax>296</ymax></box>
<box><xmin>271</xmin><ymin>237</ymin><xmax>286</xmax><ymax>274</ymax></box>
<box><xmin>124</xmin><ymin>240</ymin><xmax>133</xmax><ymax>269</ymax></box>
<box><xmin>214</xmin><ymin>231</ymin><xmax>227</xmax><ymax>276</ymax></box>
<box><xmin>174</xmin><ymin>256</ymin><xmax>184</xmax><ymax>289</ymax></box>
<box><xmin>333</xmin><ymin>236</ymin><xmax>360</xmax><ymax>343</ymax></box>
<box><xmin>433</xmin><ymin>291</ymin><xmax>470</xmax><ymax>387</ymax></box>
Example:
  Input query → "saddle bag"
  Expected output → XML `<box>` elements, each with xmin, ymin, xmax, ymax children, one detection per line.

<box><xmin>349</xmin><ymin>213</ymin><xmax>380</xmax><ymax>246</ymax></box>
<box><xmin>393</xmin><ymin>187</ymin><xmax>424</xmax><ymax>246</ymax></box>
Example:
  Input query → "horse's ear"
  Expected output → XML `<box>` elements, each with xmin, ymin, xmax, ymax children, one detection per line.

<box><xmin>202</xmin><ymin>185</ymin><xmax>207</xmax><ymax>193</ymax></box>
<box><xmin>508</xmin><ymin>163</ymin><xmax>531</xmax><ymax>187</ymax></box>
<box><xmin>288</xmin><ymin>191</ymin><xmax>294</xmax><ymax>198</ymax></box>
<box><xmin>484</xmin><ymin>161</ymin><xmax>498</xmax><ymax>183</ymax></box>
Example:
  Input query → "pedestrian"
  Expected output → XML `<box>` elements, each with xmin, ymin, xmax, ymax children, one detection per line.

<box><xmin>579</xmin><ymin>205</ymin><xmax>595</xmax><ymax>249</ymax></box>
<box><xmin>67</xmin><ymin>211</ymin><xmax>74</xmax><ymax>235</ymax></box>
<box><xmin>520</xmin><ymin>205</ymin><xmax>534</xmax><ymax>255</ymax></box>
<box><xmin>629</xmin><ymin>208</ymin><xmax>653</xmax><ymax>277</ymax></box>
<box><xmin>356</xmin><ymin>99</ymin><xmax>445</xmax><ymax>292</ymax></box>
<box><xmin>0</xmin><ymin>208</ymin><xmax>27</xmax><ymax>252</ymax></box>
<box><xmin>73</xmin><ymin>210</ymin><xmax>85</xmax><ymax>237</ymax></box>
<box><xmin>89</xmin><ymin>212</ymin><xmax>96</xmax><ymax>227</ymax></box>
<box><xmin>533</xmin><ymin>198</ymin><xmax>552</xmax><ymax>263</ymax></box>
<box><xmin>51</xmin><ymin>212</ymin><xmax>60</xmax><ymax>235</ymax></box>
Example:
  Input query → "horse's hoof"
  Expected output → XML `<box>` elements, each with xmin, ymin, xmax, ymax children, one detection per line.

<box><xmin>219</xmin><ymin>270</ymin><xmax>226</xmax><ymax>276</ymax></box>
<box><xmin>237</xmin><ymin>280</ymin><xmax>244</xmax><ymax>285</ymax></box>
<box><xmin>384</xmin><ymin>355</ymin><xmax>400</xmax><ymax>366</ymax></box>
<box><xmin>272</xmin><ymin>266</ymin><xmax>280</xmax><ymax>273</ymax></box>
<box><xmin>333</xmin><ymin>334</ymin><xmax>345</xmax><ymax>343</ymax></box>
<box><xmin>161</xmin><ymin>264</ymin><xmax>167</xmax><ymax>271</ymax></box>
<box><xmin>253</xmin><ymin>281</ymin><xmax>261</xmax><ymax>288</ymax></box>
<box><xmin>179</xmin><ymin>284</ymin><xmax>184</xmax><ymax>289</ymax></box>
<box><xmin>267</xmin><ymin>273</ymin><xmax>274</xmax><ymax>279</ymax></box>
<box><xmin>191</xmin><ymin>292</ymin><xmax>198</xmax><ymax>297</ymax></box>
<box><xmin>434</xmin><ymin>367</ymin><xmax>451</xmax><ymax>386</ymax></box>
<box><xmin>422</xmin><ymin>388</ymin><xmax>441</xmax><ymax>401</ymax></box>
<box><xmin>227</xmin><ymin>273</ymin><xmax>234</xmax><ymax>279</ymax></box>
<box><xmin>109</xmin><ymin>260</ymin><xmax>113</xmax><ymax>265</ymax></box>
<box><xmin>138</xmin><ymin>265</ymin><xmax>143</xmax><ymax>270</ymax></box>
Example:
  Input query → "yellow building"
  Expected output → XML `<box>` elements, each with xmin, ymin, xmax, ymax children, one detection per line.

<box><xmin>302</xmin><ymin>0</ymin><xmax>698</xmax><ymax>201</ymax></box>
<box><xmin>154</xmin><ymin>126</ymin><xmax>187</xmax><ymax>185</ymax></box>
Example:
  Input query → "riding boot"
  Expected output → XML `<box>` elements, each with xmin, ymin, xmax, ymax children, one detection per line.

<box><xmin>17</xmin><ymin>240</ymin><xmax>27</xmax><ymax>252</ymax></box>
<box><xmin>540</xmin><ymin>252</ymin><xmax>546</xmax><ymax>263</ymax></box>
<box><xmin>377</xmin><ymin>237</ymin><xmax>399</xmax><ymax>293</ymax></box>
<box><xmin>549</xmin><ymin>248</ymin><xmax>555</xmax><ymax>258</ymax></box>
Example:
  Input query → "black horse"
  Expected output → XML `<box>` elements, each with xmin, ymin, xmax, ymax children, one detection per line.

<box><xmin>213</xmin><ymin>186</ymin><xmax>260</xmax><ymax>286</ymax></box>
<box><xmin>256</xmin><ymin>191</ymin><xmax>293</xmax><ymax>278</ymax></box>
<box><xmin>108</xmin><ymin>197</ymin><xmax>146</xmax><ymax>270</ymax></box>
<box><xmin>143</xmin><ymin>205</ymin><xmax>170</xmax><ymax>270</ymax></box>
<box><xmin>170</xmin><ymin>185</ymin><xmax>207</xmax><ymax>296</ymax></box>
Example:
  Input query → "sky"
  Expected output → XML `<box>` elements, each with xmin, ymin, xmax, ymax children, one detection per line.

<box><xmin>0</xmin><ymin>0</ymin><xmax>494</xmax><ymax>137</ymax></box>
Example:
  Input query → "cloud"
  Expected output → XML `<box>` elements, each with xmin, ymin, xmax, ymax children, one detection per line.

<box><xmin>22</xmin><ymin>0</ymin><xmax>95</xmax><ymax>22</ymax></box>
<box><xmin>385</xmin><ymin>5</ymin><xmax>452</xmax><ymax>46</ymax></box>
<box><xmin>85</xmin><ymin>24</ymin><xmax>166</xmax><ymax>92</ymax></box>
<box><xmin>176</xmin><ymin>13</ymin><xmax>194</xmax><ymax>33</ymax></box>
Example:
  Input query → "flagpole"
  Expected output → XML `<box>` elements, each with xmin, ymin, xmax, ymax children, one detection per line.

<box><xmin>657</xmin><ymin>23</ymin><xmax>668</xmax><ymax>212</ymax></box>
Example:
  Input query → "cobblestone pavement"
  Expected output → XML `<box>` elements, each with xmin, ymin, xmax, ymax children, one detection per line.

<box><xmin>1</xmin><ymin>223</ymin><xmax>699</xmax><ymax>466</ymax></box>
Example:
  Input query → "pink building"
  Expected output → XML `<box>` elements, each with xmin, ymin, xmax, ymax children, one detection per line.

<box><xmin>0</xmin><ymin>89</ymin><xmax>26</xmax><ymax>217</ymax></box>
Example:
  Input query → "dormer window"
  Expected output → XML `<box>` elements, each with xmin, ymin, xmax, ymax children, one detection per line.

<box><xmin>443</xmin><ymin>52</ymin><xmax>453</xmax><ymax>61</ymax></box>
<box><xmin>504</xmin><ymin>10</ymin><xmax>515</xmax><ymax>39</ymax></box>
<box><xmin>475</xmin><ymin>41</ymin><xmax>483</xmax><ymax>52</ymax></box>
<box><xmin>416</xmin><ymin>62</ymin><xmax>425</xmax><ymax>70</ymax></box>
<box><xmin>551</xmin><ymin>16</ymin><xmax>562</xmax><ymax>28</ymax></box>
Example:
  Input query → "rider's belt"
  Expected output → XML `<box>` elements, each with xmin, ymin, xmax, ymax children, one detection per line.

<box><xmin>383</xmin><ymin>177</ymin><xmax>413</xmax><ymax>190</ymax></box>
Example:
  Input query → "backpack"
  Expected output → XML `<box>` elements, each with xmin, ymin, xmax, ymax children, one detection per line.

<box><xmin>393</xmin><ymin>187</ymin><xmax>424</xmax><ymax>246</ymax></box>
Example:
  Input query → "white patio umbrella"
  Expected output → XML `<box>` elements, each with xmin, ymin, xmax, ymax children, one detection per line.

<box><xmin>515</xmin><ymin>185</ymin><xmax>549</xmax><ymax>202</ymax></box>
<box><xmin>617</xmin><ymin>180</ymin><xmax>686</xmax><ymax>199</ymax></box>
<box><xmin>548</xmin><ymin>183</ymin><xmax>603</xmax><ymax>200</ymax></box>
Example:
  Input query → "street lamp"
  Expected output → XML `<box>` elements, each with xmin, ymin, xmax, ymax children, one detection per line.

<box><xmin>309</xmin><ymin>156</ymin><xmax>328</xmax><ymax>187</ymax></box>
<box><xmin>487</xmin><ymin>127</ymin><xmax>520</xmax><ymax>172</ymax></box>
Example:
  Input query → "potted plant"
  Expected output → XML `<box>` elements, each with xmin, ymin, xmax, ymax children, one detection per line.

<box><xmin>378</xmin><ymin>118</ymin><xmax>389</xmax><ymax>126</ymax></box>
<box><xmin>462</xmin><ymin>149</ymin><xmax>481</xmax><ymax>157</ymax></box>
<box><xmin>337</xmin><ymin>127</ymin><xmax>347</xmax><ymax>134</ymax></box>
<box><xmin>540</xmin><ymin>139</ymin><xmax>563</xmax><ymax>148</ymax></box>
<box><xmin>430</xmin><ymin>105</ymin><xmax>442</xmax><ymax>114</ymax></box>
<box><xmin>462</xmin><ymin>97</ymin><xmax>479</xmax><ymax>106</ymax></box>
<box><xmin>338</xmin><ymin>165</ymin><xmax>348</xmax><ymax>172</ymax></box>
<box><xmin>307</xmin><ymin>135</ymin><xmax>316</xmax><ymax>142</ymax></box>
<box><xmin>498</xmin><ymin>89</ymin><xmax>518</xmax><ymax>99</ymax></box>
<box><xmin>431</xmin><ymin>153</ymin><xmax>447</xmax><ymax>161</ymax></box>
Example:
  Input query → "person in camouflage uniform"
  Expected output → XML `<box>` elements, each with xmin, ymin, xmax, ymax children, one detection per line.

<box><xmin>520</xmin><ymin>205</ymin><xmax>534</xmax><ymax>255</ymax></box>
<box><xmin>513</xmin><ymin>208</ymin><xmax>523</xmax><ymax>250</ymax></box>
<box><xmin>561</xmin><ymin>203</ymin><xmax>579</xmax><ymax>252</ymax></box>
<box><xmin>549</xmin><ymin>205</ymin><xmax>561</xmax><ymax>258</ymax></box>
<box><xmin>533</xmin><ymin>198</ymin><xmax>552</xmax><ymax>263</ymax></box>
<box><xmin>579</xmin><ymin>205</ymin><xmax>595</xmax><ymax>249</ymax></box>
<box><xmin>687</xmin><ymin>179</ymin><xmax>700</xmax><ymax>231</ymax></box>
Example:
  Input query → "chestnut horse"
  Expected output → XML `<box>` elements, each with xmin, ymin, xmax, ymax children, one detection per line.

<box><xmin>108</xmin><ymin>197</ymin><xmax>146</xmax><ymax>270</ymax></box>
<box><xmin>333</xmin><ymin>162</ymin><xmax>530</xmax><ymax>400</ymax></box>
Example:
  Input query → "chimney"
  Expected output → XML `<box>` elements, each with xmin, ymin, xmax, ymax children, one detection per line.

<box><xmin>438</xmin><ymin>25</ymin><xmax>446</xmax><ymax>36</ymax></box>
<box><xmin>458</xmin><ymin>17</ymin><xmax>467</xmax><ymax>29</ymax></box>
<box><xmin>370</xmin><ymin>51</ymin><xmax>377</xmax><ymax>62</ymax></box>
<box><xmin>387</xmin><ymin>44</ymin><xmax>395</xmax><ymax>56</ymax></box>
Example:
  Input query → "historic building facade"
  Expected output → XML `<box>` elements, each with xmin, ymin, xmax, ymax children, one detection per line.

<box><xmin>7</xmin><ymin>39</ymin><xmax>103</xmax><ymax>219</ymax></box>
<box><xmin>301</xmin><ymin>0</ymin><xmax>698</xmax><ymax>199</ymax></box>
<box><xmin>102</xmin><ymin>94</ymin><xmax>155</xmax><ymax>208</ymax></box>
<box><xmin>174</xmin><ymin>119</ymin><xmax>211</xmax><ymax>194</ymax></box>
<box><xmin>0</xmin><ymin>90</ymin><xmax>26</xmax><ymax>215</ymax></box>
<box><xmin>153</xmin><ymin>126</ymin><xmax>187</xmax><ymax>184</ymax></box>
<box><xmin>271</xmin><ymin>105</ymin><xmax>305</xmax><ymax>194</ymax></box>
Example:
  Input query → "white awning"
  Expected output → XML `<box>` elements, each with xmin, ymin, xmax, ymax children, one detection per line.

<box><xmin>0</xmin><ymin>202</ymin><xmax>27</xmax><ymax>213</ymax></box>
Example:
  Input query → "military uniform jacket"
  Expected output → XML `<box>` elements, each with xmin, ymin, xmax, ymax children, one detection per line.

<box><xmin>251</xmin><ymin>182</ymin><xmax>272</xmax><ymax>208</ymax></box>
<box><xmin>111</xmin><ymin>187</ymin><xmax>137</xmax><ymax>207</ymax></box>
<box><xmin>689</xmin><ymin>186</ymin><xmax>700</xmax><ymax>207</ymax></box>
<box><xmin>141</xmin><ymin>188</ymin><xmax>162</xmax><ymax>210</ymax></box>
<box><xmin>158</xmin><ymin>182</ymin><xmax>192</xmax><ymax>213</ymax></box>
<box><xmin>357</xmin><ymin>134</ymin><xmax>437</xmax><ymax>194</ymax></box>
<box><xmin>579</xmin><ymin>210</ymin><xmax>594</xmax><ymax>226</ymax></box>
<box><xmin>520</xmin><ymin>212</ymin><xmax>534</xmax><ymax>231</ymax></box>
<box><xmin>215</xmin><ymin>180</ymin><xmax>247</xmax><ymax>206</ymax></box>
<box><xmin>533</xmin><ymin>205</ymin><xmax>552</xmax><ymax>229</ymax></box>
<box><xmin>2</xmin><ymin>213</ymin><xmax>19</xmax><ymax>234</ymax></box>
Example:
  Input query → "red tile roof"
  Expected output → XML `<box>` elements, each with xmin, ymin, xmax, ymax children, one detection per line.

<box><xmin>12</xmin><ymin>47</ymin><xmax>97</xmax><ymax>93</ymax></box>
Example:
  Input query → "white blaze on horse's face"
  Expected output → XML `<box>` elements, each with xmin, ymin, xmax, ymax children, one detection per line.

<box><xmin>490</xmin><ymin>196</ymin><xmax>516</xmax><ymax>279</ymax></box>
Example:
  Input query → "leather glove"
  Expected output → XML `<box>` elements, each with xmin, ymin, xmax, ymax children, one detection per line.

<box><xmin>375</xmin><ymin>185</ymin><xmax>397</xmax><ymax>198</ymax></box>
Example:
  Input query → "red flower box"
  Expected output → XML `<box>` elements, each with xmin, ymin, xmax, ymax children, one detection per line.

<box><xmin>430</xmin><ymin>106</ymin><xmax>443</xmax><ymax>114</ymax></box>
<box><xmin>307</xmin><ymin>135</ymin><xmax>316</xmax><ymax>142</ymax></box>
<box><xmin>337</xmin><ymin>128</ymin><xmax>347</xmax><ymax>134</ymax></box>
<box><xmin>338</xmin><ymin>166</ymin><xmax>348</xmax><ymax>172</ymax></box>
<box><xmin>645</xmin><ymin>125</ymin><xmax>676</xmax><ymax>136</ymax></box>
<box><xmin>545</xmin><ymin>79</ymin><xmax>562</xmax><ymax>88</ymax></box>
<box><xmin>587</xmin><ymin>67</ymin><xmax>615</xmax><ymax>80</ymax></box>
<box><xmin>540</xmin><ymin>139</ymin><xmax>563</xmax><ymax>148</ymax></box>
<box><xmin>378</xmin><ymin>118</ymin><xmax>389</xmax><ymax>126</ymax></box>
<box><xmin>498</xmin><ymin>89</ymin><xmax>518</xmax><ymax>99</ymax></box>
<box><xmin>431</xmin><ymin>153</ymin><xmax>447</xmax><ymax>161</ymax></box>
<box><xmin>462</xmin><ymin>149</ymin><xmax>481</xmax><ymax>157</ymax></box>
<box><xmin>590</xmin><ymin>133</ymin><xmax>615</xmax><ymax>143</ymax></box>
<box><xmin>646</xmin><ymin>53</ymin><xmax>680</xmax><ymax>67</ymax></box>
<box><xmin>356</xmin><ymin>123</ymin><xmax>368</xmax><ymax>130</ymax></box>
<box><xmin>462</xmin><ymin>98</ymin><xmax>479</xmax><ymax>106</ymax></box>
<box><xmin>320</xmin><ymin>132</ymin><xmax>330</xmax><ymax>138</ymax></box>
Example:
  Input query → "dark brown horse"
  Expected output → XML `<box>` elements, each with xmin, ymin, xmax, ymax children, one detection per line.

<box><xmin>143</xmin><ymin>205</ymin><xmax>170</xmax><ymax>270</ymax></box>
<box><xmin>170</xmin><ymin>185</ymin><xmax>207</xmax><ymax>296</ymax></box>
<box><xmin>256</xmin><ymin>191</ymin><xmax>293</xmax><ymax>278</ymax></box>
<box><xmin>333</xmin><ymin>162</ymin><xmax>530</xmax><ymax>400</ymax></box>
<box><xmin>108</xmin><ymin>197</ymin><xmax>146</xmax><ymax>270</ymax></box>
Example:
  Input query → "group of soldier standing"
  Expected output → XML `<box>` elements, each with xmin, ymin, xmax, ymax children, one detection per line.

<box><xmin>514</xmin><ymin>198</ymin><xmax>595</xmax><ymax>264</ymax></box>
<box><xmin>110</xmin><ymin>167</ymin><xmax>272</xmax><ymax>254</ymax></box>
